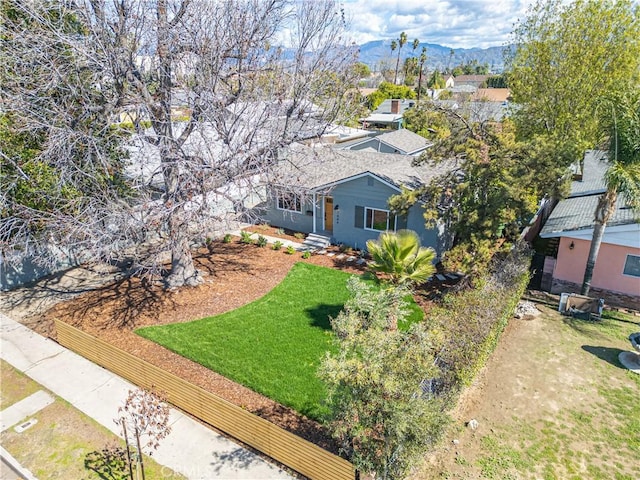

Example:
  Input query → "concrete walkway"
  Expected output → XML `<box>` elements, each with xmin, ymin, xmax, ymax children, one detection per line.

<box><xmin>230</xmin><ymin>228</ymin><xmax>306</xmax><ymax>251</ymax></box>
<box><xmin>0</xmin><ymin>314</ymin><xmax>294</xmax><ymax>480</ymax></box>
<box><xmin>1</xmin><ymin>390</ymin><xmax>54</xmax><ymax>432</ymax></box>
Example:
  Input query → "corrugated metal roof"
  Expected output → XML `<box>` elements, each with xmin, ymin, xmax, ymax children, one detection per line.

<box><xmin>570</xmin><ymin>150</ymin><xmax>608</xmax><ymax>197</ymax></box>
<box><xmin>540</xmin><ymin>196</ymin><xmax>637</xmax><ymax>237</ymax></box>
<box><xmin>540</xmin><ymin>149</ymin><xmax>638</xmax><ymax>237</ymax></box>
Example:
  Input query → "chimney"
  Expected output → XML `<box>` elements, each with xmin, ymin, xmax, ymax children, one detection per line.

<box><xmin>391</xmin><ymin>99</ymin><xmax>400</xmax><ymax>114</ymax></box>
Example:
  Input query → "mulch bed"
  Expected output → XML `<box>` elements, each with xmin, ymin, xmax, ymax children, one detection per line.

<box><xmin>34</xmin><ymin>234</ymin><xmax>459</xmax><ymax>456</ymax></box>
<box><xmin>40</xmin><ymin>239</ymin><xmax>368</xmax><ymax>455</ymax></box>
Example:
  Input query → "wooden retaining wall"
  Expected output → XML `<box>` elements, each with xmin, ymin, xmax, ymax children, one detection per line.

<box><xmin>55</xmin><ymin>321</ymin><xmax>354</xmax><ymax>480</ymax></box>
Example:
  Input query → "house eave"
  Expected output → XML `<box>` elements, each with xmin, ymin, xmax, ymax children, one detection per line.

<box><xmin>310</xmin><ymin>171</ymin><xmax>404</xmax><ymax>194</ymax></box>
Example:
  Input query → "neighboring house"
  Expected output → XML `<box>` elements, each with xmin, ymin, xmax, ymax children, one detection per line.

<box><xmin>340</xmin><ymin>129</ymin><xmax>431</xmax><ymax>156</ymax></box>
<box><xmin>433</xmin><ymin>100</ymin><xmax>508</xmax><ymax>123</ymax></box>
<box><xmin>259</xmin><ymin>145</ymin><xmax>454</xmax><ymax>256</ymax></box>
<box><xmin>472</xmin><ymin>88</ymin><xmax>511</xmax><ymax>103</ymax></box>
<box><xmin>450</xmin><ymin>75</ymin><xmax>490</xmax><ymax>88</ymax></box>
<box><xmin>539</xmin><ymin>150</ymin><xmax>640</xmax><ymax>308</ymax></box>
<box><xmin>444</xmin><ymin>75</ymin><xmax>455</xmax><ymax>88</ymax></box>
<box><xmin>316</xmin><ymin>124</ymin><xmax>370</xmax><ymax>145</ymax></box>
<box><xmin>362</xmin><ymin>98</ymin><xmax>417</xmax><ymax>129</ymax></box>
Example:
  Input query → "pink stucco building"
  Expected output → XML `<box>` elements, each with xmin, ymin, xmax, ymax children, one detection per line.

<box><xmin>539</xmin><ymin>151</ymin><xmax>640</xmax><ymax>309</ymax></box>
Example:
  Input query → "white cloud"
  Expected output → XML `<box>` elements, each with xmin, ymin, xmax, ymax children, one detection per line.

<box><xmin>342</xmin><ymin>0</ymin><xmax>534</xmax><ymax>48</ymax></box>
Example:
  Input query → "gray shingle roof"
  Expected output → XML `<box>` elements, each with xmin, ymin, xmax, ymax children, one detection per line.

<box><xmin>275</xmin><ymin>145</ymin><xmax>455</xmax><ymax>192</ymax></box>
<box><xmin>376</xmin><ymin>129</ymin><xmax>431</xmax><ymax>154</ymax></box>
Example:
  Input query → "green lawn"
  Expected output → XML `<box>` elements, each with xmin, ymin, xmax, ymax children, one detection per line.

<box><xmin>137</xmin><ymin>262</ymin><xmax>422</xmax><ymax>420</ymax></box>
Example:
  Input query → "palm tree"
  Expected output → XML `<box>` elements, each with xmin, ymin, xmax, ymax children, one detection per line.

<box><xmin>581</xmin><ymin>92</ymin><xmax>640</xmax><ymax>295</ymax></box>
<box><xmin>417</xmin><ymin>46</ymin><xmax>427</xmax><ymax>102</ymax></box>
<box><xmin>447</xmin><ymin>48</ymin><xmax>455</xmax><ymax>74</ymax></box>
<box><xmin>393</xmin><ymin>32</ymin><xmax>407</xmax><ymax>85</ymax></box>
<box><xmin>366</xmin><ymin>229</ymin><xmax>436</xmax><ymax>287</ymax></box>
<box><xmin>402</xmin><ymin>38</ymin><xmax>420</xmax><ymax>84</ymax></box>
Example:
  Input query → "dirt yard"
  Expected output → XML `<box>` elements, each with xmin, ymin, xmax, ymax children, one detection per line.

<box><xmin>417</xmin><ymin>300</ymin><xmax>640</xmax><ymax>479</ymax></box>
<box><xmin>1</xmin><ymin>237</ymin><xmax>639</xmax><ymax>478</ymax></box>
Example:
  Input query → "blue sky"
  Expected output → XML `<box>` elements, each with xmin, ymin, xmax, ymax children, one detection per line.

<box><xmin>341</xmin><ymin>0</ymin><xmax>534</xmax><ymax>49</ymax></box>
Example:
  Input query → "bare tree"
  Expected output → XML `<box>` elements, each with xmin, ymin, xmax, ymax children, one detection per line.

<box><xmin>115</xmin><ymin>388</ymin><xmax>172</xmax><ymax>480</ymax></box>
<box><xmin>1</xmin><ymin>0</ymin><xmax>358</xmax><ymax>287</ymax></box>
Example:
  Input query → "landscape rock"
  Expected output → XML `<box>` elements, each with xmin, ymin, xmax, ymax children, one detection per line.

<box><xmin>514</xmin><ymin>301</ymin><xmax>542</xmax><ymax>320</ymax></box>
<box><xmin>467</xmin><ymin>419</ymin><xmax>479</xmax><ymax>430</ymax></box>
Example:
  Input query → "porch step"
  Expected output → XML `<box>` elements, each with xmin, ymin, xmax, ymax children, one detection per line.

<box><xmin>303</xmin><ymin>233</ymin><xmax>332</xmax><ymax>250</ymax></box>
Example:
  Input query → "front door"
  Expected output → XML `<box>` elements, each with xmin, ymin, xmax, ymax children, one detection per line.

<box><xmin>324</xmin><ymin>196</ymin><xmax>333</xmax><ymax>232</ymax></box>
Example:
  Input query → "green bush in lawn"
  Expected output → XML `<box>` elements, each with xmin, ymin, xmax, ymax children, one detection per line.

<box><xmin>136</xmin><ymin>263</ymin><xmax>424</xmax><ymax>420</ymax></box>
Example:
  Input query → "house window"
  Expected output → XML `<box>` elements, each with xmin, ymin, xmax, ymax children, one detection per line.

<box><xmin>364</xmin><ymin>207</ymin><xmax>395</xmax><ymax>231</ymax></box>
<box><xmin>277</xmin><ymin>192</ymin><xmax>302</xmax><ymax>213</ymax></box>
<box><xmin>623</xmin><ymin>254</ymin><xmax>640</xmax><ymax>277</ymax></box>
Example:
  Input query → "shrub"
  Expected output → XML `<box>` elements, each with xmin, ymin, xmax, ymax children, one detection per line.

<box><xmin>256</xmin><ymin>235</ymin><xmax>268</xmax><ymax>247</ymax></box>
<box><xmin>302</xmin><ymin>250</ymin><xmax>311</xmax><ymax>259</ymax></box>
<box><xmin>294</xmin><ymin>232</ymin><xmax>306</xmax><ymax>240</ymax></box>
<box><xmin>240</xmin><ymin>231</ymin><xmax>254</xmax><ymax>244</ymax></box>
<box><xmin>339</xmin><ymin>244</ymin><xmax>352</xmax><ymax>253</ymax></box>
<box><xmin>426</xmin><ymin>243</ymin><xmax>531</xmax><ymax>401</ymax></box>
<box><xmin>272</xmin><ymin>240</ymin><xmax>283</xmax><ymax>251</ymax></box>
<box><xmin>222</xmin><ymin>234</ymin><xmax>232</xmax><ymax>244</ymax></box>
<box><xmin>285</xmin><ymin>245</ymin><xmax>296</xmax><ymax>255</ymax></box>
<box><xmin>275</xmin><ymin>228</ymin><xmax>285</xmax><ymax>235</ymax></box>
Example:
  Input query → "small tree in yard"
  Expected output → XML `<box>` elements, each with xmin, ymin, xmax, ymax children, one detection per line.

<box><xmin>115</xmin><ymin>388</ymin><xmax>171</xmax><ymax>480</ymax></box>
<box><xmin>319</xmin><ymin>278</ymin><xmax>447</xmax><ymax>480</ymax></box>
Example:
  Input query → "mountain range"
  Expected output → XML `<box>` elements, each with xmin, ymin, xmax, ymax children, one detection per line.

<box><xmin>357</xmin><ymin>40</ymin><xmax>508</xmax><ymax>74</ymax></box>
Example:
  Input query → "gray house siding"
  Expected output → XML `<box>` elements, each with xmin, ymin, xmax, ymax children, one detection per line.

<box><xmin>260</xmin><ymin>191</ymin><xmax>315</xmax><ymax>233</ymax></box>
<box><xmin>406</xmin><ymin>204</ymin><xmax>443</xmax><ymax>257</ymax></box>
<box><xmin>261</xmin><ymin>174</ymin><xmax>441</xmax><ymax>254</ymax></box>
<box><xmin>328</xmin><ymin>176</ymin><xmax>440</xmax><ymax>253</ymax></box>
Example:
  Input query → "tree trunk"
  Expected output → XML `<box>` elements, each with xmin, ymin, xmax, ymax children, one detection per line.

<box><xmin>155</xmin><ymin>0</ymin><xmax>201</xmax><ymax>289</ymax></box>
<box><xmin>581</xmin><ymin>189</ymin><xmax>617</xmax><ymax>295</ymax></box>
<box><xmin>165</xmin><ymin>233</ymin><xmax>203</xmax><ymax>289</ymax></box>
<box><xmin>394</xmin><ymin>54</ymin><xmax>401</xmax><ymax>85</ymax></box>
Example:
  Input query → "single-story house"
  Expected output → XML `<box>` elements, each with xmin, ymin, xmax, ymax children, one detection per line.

<box><xmin>449</xmin><ymin>75</ymin><xmax>490</xmax><ymax>88</ymax></box>
<box><xmin>362</xmin><ymin>98</ymin><xmax>417</xmax><ymax>129</ymax></box>
<box><xmin>539</xmin><ymin>150</ymin><xmax>640</xmax><ymax>308</ymax></box>
<box><xmin>258</xmin><ymin>145</ymin><xmax>454</xmax><ymax>255</ymax></box>
<box><xmin>340</xmin><ymin>129</ymin><xmax>431</xmax><ymax>156</ymax></box>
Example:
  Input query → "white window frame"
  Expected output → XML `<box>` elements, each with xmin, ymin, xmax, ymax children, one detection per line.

<box><xmin>364</xmin><ymin>207</ymin><xmax>396</xmax><ymax>232</ymax></box>
<box><xmin>622</xmin><ymin>254</ymin><xmax>640</xmax><ymax>278</ymax></box>
<box><xmin>276</xmin><ymin>191</ymin><xmax>302</xmax><ymax>213</ymax></box>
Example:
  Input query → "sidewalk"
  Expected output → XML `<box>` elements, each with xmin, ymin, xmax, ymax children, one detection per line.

<box><xmin>0</xmin><ymin>314</ymin><xmax>294</xmax><ymax>480</ymax></box>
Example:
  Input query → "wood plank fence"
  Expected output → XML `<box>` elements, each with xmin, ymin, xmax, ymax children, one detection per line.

<box><xmin>55</xmin><ymin>320</ymin><xmax>355</xmax><ymax>480</ymax></box>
